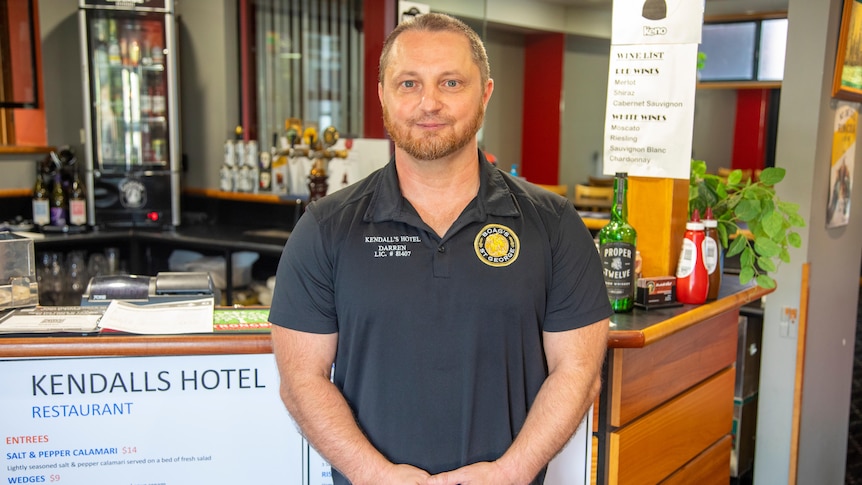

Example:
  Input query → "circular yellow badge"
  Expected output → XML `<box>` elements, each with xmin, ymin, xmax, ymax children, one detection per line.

<box><xmin>474</xmin><ymin>224</ymin><xmax>520</xmax><ymax>267</ymax></box>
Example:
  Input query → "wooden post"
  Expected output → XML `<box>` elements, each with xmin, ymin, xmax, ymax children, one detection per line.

<box><xmin>627</xmin><ymin>176</ymin><xmax>689</xmax><ymax>278</ymax></box>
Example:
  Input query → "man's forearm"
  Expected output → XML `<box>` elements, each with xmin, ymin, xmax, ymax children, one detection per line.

<box><xmin>271</xmin><ymin>326</ymin><xmax>394</xmax><ymax>484</ymax></box>
<box><xmin>279</xmin><ymin>373</ymin><xmax>392</xmax><ymax>483</ymax></box>
<box><xmin>496</xmin><ymin>321</ymin><xmax>608</xmax><ymax>483</ymax></box>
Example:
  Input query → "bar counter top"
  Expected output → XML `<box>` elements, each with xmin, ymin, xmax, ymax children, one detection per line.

<box><xmin>0</xmin><ymin>276</ymin><xmax>769</xmax><ymax>358</ymax></box>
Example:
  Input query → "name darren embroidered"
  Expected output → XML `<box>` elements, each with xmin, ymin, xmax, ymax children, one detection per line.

<box><xmin>474</xmin><ymin>224</ymin><xmax>520</xmax><ymax>267</ymax></box>
<box><xmin>365</xmin><ymin>234</ymin><xmax>422</xmax><ymax>258</ymax></box>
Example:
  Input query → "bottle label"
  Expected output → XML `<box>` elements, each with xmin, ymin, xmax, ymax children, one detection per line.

<box><xmin>69</xmin><ymin>199</ymin><xmax>87</xmax><ymax>226</ymax></box>
<box><xmin>50</xmin><ymin>207</ymin><xmax>67</xmax><ymax>227</ymax></box>
<box><xmin>676</xmin><ymin>238</ymin><xmax>697</xmax><ymax>278</ymax></box>
<box><xmin>32</xmin><ymin>199</ymin><xmax>50</xmax><ymax>226</ymax></box>
<box><xmin>600</xmin><ymin>242</ymin><xmax>636</xmax><ymax>298</ymax></box>
<box><xmin>702</xmin><ymin>237</ymin><xmax>718</xmax><ymax>274</ymax></box>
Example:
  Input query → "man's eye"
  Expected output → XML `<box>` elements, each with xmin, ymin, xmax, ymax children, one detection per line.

<box><xmin>445</xmin><ymin>80</ymin><xmax>459</xmax><ymax>88</ymax></box>
<box><xmin>402</xmin><ymin>80</ymin><xmax>415</xmax><ymax>88</ymax></box>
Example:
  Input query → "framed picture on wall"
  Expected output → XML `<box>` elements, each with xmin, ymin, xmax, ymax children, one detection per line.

<box><xmin>833</xmin><ymin>0</ymin><xmax>862</xmax><ymax>102</ymax></box>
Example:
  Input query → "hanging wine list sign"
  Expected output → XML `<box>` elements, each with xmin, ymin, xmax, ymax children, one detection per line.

<box><xmin>603</xmin><ymin>0</ymin><xmax>704</xmax><ymax>179</ymax></box>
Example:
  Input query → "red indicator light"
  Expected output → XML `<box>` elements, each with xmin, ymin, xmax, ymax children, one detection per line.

<box><xmin>147</xmin><ymin>212</ymin><xmax>160</xmax><ymax>222</ymax></box>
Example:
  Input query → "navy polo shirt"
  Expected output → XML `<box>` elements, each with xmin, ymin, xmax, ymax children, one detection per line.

<box><xmin>269</xmin><ymin>152</ymin><xmax>612</xmax><ymax>482</ymax></box>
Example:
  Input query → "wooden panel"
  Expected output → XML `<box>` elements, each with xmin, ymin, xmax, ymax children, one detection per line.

<box><xmin>611</xmin><ymin>309</ymin><xmax>738</xmax><ymax>426</ymax></box>
<box><xmin>660</xmin><ymin>435</ymin><xmax>732</xmax><ymax>485</ymax></box>
<box><xmin>609</xmin><ymin>368</ymin><xmax>735</xmax><ymax>485</ymax></box>
<box><xmin>0</xmin><ymin>334</ymin><xmax>272</xmax><ymax>358</ymax></box>
<box><xmin>627</xmin><ymin>177</ymin><xmax>688</xmax><ymax>278</ymax></box>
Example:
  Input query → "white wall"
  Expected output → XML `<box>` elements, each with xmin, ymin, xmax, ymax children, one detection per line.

<box><xmin>482</xmin><ymin>28</ymin><xmax>524</xmax><ymax>172</ymax></box>
<box><xmin>691</xmin><ymin>89</ymin><xmax>737</xmax><ymax>171</ymax></box>
<box><xmin>560</xmin><ymin>35</ymin><xmax>611</xmax><ymax>190</ymax></box>
<box><xmin>176</xmin><ymin>0</ymin><xmax>239</xmax><ymax>190</ymax></box>
<box><xmin>754</xmin><ymin>0</ymin><xmax>862</xmax><ymax>482</ymax></box>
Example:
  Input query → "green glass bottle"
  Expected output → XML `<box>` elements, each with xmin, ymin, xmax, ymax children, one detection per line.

<box><xmin>598</xmin><ymin>172</ymin><xmax>638</xmax><ymax>312</ymax></box>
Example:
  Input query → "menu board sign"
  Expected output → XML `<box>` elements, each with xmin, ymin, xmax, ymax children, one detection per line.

<box><xmin>0</xmin><ymin>354</ymin><xmax>315</xmax><ymax>484</ymax></box>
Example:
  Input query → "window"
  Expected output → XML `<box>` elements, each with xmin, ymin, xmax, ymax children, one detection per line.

<box><xmin>242</xmin><ymin>0</ymin><xmax>363</xmax><ymax>148</ymax></box>
<box><xmin>699</xmin><ymin>18</ymin><xmax>788</xmax><ymax>83</ymax></box>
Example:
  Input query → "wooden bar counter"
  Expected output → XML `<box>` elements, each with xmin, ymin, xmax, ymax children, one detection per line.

<box><xmin>0</xmin><ymin>277</ymin><xmax>770</xmax><ymax>484</ymax></box>
<box><xmin>595</xmin><ymin>278</ymin><xmax>773</xmax><ymax>485</ymax></box>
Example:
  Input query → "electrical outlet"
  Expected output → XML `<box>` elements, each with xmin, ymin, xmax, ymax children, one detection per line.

<box><xmin>780</xmin><ymin>307</ymin><xmax>798</xmax><ymax>338</ymax></box>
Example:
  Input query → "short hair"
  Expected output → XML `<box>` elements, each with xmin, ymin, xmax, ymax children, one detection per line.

<box><xmin>378</xmin><ymin>13</ymin><xmax>490</xmax><ymax>87</ymax></box>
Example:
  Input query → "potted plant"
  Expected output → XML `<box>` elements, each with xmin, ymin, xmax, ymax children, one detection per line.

<box><xmin>688</xmin><ymin>159</ymin><xmax>806</xmax><ymax>289</ymax></box>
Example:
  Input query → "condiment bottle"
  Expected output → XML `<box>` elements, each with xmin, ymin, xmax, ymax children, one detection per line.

<box><xmin>703</xmin><ymin>207</ymin><xmax>721</xmax><ymax>300</ymax></box>
<box><xmin>676</xmin><ymin>208</ymin><xmax>708</xmax><ymax>304</ymax></box>
<box><xmin>598</xmin><ymin>172</ymin><xmax>638</xmax><ymax>312</ymax></box>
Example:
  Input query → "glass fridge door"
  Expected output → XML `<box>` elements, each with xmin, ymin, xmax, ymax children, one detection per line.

<box><xmin>86</xmin><ymin>11</ymin><xmax>168</xmax><ymax>172</ymax></box>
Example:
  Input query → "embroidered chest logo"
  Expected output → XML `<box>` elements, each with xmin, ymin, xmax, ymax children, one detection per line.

<box><xmin>365</xmin><ymin>235</ymin><xmax>422</xmax><ymax>258</ymax></box>
<box><xmin>474</xmin><ymin>224</ymin><xmax>519</xmax><ymax>267</ymax></box>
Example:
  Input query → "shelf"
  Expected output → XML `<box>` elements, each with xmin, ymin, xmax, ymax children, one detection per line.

<box><xmin>0</xmin><ymin>145</ymin><xmax>54</xmax><ymax>159</ymax></box>
<box><xmin>697</xmin><ymin>81</ymin><xmax>781</xmax><ymax>90</ymax></box>
<box><xmin>183</xmin><ymin>187</ymin><xmax>304</xmax><ymax>205</ymax></box>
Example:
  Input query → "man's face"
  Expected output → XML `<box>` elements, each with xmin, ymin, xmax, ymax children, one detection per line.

<box><xmin>378</xmin><ymin>30</ymin><xmax>492</xmax><ymax>161</ymax></box>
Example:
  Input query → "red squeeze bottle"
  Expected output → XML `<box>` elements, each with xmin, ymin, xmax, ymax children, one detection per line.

<box><xmin>676</xmin><ymin>208</ymin><xmax>709</xmax><ymax>304</ymax></box>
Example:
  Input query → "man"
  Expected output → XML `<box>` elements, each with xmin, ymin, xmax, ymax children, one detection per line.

<box><xmin>269</xmin><ymin>12</ymin><xmax>611</xmax><ymax>485</ymax></box>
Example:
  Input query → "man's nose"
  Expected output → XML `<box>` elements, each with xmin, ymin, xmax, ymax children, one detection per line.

<box><xmin>419</xmin><ymin>87</ymin><xmax>442</xmax><ymax>110</ymax></box>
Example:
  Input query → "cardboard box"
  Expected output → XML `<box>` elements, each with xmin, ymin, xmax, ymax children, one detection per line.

<box><xmin>635</xmin><ymin>276</ymin><xmax>681</xmax><ymax>309</ymax></box>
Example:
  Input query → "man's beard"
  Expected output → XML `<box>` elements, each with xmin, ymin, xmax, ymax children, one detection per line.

<box><xmin>383</xmin><ymin>103</ymin><xmax>485</xmax><ymax>161</ymax></box>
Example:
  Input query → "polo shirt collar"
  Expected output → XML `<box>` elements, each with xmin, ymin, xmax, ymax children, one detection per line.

<box><xmin>364</xmin><ymin>149</ymin><xmax>520</xmax><ymax>224</ymax></box>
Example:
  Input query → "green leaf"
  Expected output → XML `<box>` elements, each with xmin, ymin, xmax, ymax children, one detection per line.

<box><xmin>726</xmin><ymin>234</ymin><xmax>747</xmax><ymax>257</ymax></box>
<box><xmin>778</xmin><ymin>200</ymin><xmax>800</xmax><ymax>214</ymax></box>
<box><xmin>758</xmin><ymin>167</ymin><xmax>786</xmax><ymax>186</ymax></box>
<box><xmin>756</xmin><ymin>274</ymin><xmax>777</xmax><ymax>289</ymax></box>
<box><xmin>788</xmin><ymin>213</ymin><xmax>807</xmax><ymax>227</ymax></box>
<box><xmin>716</xmin><ymin>223</ymin><xmax>729</xmax><ymax>248</ymax></box>
<box><xmin>727</xmin><ymin>170</ymin><xmax>743</xmax><ymax>186</ymax></box>
<box><xmin>735</xmin><ymin>199</ymin><xmax>762</xmax><ymax>221</ymax></box>
<box><xmin>739</xmin><ymin>266</ymin><xmax>755</xmax><ymax>284</ymax></box>
<box><xmin>788</xmin><ymin>232</ymin><xmax>802</xmax><ymax>248</ymax></box>
<box><xmin>740</xmin><ymin>246</ymin><xmax>755</xmax><ymax>268</ymax></box>
<box><xmin>757</xmin><ymin>256</ymin><xmax>777</xmax><ymax>272</ymax></box>
<box><xmin>754</xmin><ymin>237</ymin><xmax>781</xmax><ymax>257</ymax></box>
<box><xmin>762</xmin><ymin>211</ymin><xmax>784</xmax><ymax>239</ymax></box>
<box><xmin>779</xmin><ymin>248</ymin><xmax>791</xmax><ymax>263</ymax></box>
<box><xmin>692</xmin><ymin>160</ymin><xmax>707</xmax><ymax>178</ymax></box>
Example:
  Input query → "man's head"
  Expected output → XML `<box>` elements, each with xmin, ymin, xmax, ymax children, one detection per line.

<box><xmin>379</xmin><ymin>13</ymin><xmax>490</xmax><ymax>88</ymax></box>
<box><xmin>377</xmin><ymin>13</ymin><xmax>493</xmax><ymax>161</ymax></box>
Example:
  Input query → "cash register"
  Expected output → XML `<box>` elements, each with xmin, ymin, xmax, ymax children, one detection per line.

<box><xmin>81</xmin><ymin>272</ymin><xmax>216</xmax><ymax>306</ymax></box>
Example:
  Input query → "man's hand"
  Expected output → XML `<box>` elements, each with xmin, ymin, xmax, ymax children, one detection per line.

<box><xmin>425</xmin><ymin>461</ymin><xmax>525</xmax><ymax>485</ymax></box>
<box><xmin>360</xmin><ymin>463</ymin><xmax>430</xmax><ymax>485</ymax></box>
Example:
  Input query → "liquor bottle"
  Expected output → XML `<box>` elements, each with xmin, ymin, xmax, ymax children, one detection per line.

<box><xmin>49</xmin><ymin>173</ymin><xmax>67</xmax><ymax>227</ymax></box>
<box><xmin>68</xmin><ymin>170</ymin><xmax>87</xmax><ymax>227</ymax></box>
<box><xmin>703</xmin><ymin>207</ymin><xmax>722</xmax><ymax>300</ymax></box>
<box><xmin>31</xmin><ymin>169</ymin><xmax>50</xmax><ymax>228</ymax></box>
<box><xmin>598</xmin><ymin>172</ymin><xmax>638</xmax><ymax>312</ymax></box>
<box><xmin>107</xmin><ymin>20</ymin><xmax>121</xmax><ymax>66</ymax></box>
<box><xmin>676</xmin><ymin>209</ymin><xmax>709</xmax><ymax>304</ymax></box>
<box><xmin>151</xmin><ymin>72</ymin><xmax>166</xmax><ymax>117</ymax></box>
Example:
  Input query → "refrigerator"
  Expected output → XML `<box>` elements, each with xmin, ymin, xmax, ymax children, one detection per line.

<box><xmin>78</xmin><ymin>0</ymin><xmax>180</xmax><ymax>228</ymax></box>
